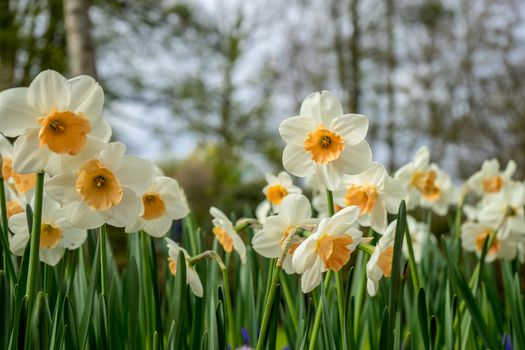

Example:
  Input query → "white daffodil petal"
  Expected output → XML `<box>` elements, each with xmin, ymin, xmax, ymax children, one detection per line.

<box><xmin>279</xmin><ymin>116</ymin><xmax>316</xmax><ymax>146</ymax></box>
<box><xmin>187</xmin><ymin>267</ymin><xmax>204</xmax><ymax>297</ymax></box>
<box><xmin>99</xmin><ymin>142</ymin><xmax>126</xmax><ymax>173</ymax></box>
<box><xmin>292</xmin><ymin>237</ymin><xmax>317</xmax><ymax>274</ymax></box>
<box><xmin>27</xmin><ymin>70</ymin><xmax>71</xmax><ymax>112</ymax></box>
<box><xmin>12</xmin><ymin>128</ymin><xmax>49</xmax><ymax>174</ymax></box>
<box><xmin>104</xmin><ymin>187</ymin><xmax>143</xmax><ymax>227</ymax></box>
<box><xmin>282</xmin><ymin>144</ymin><xmax>315</xmax><ymax>177</ymax></box>
<box><xmin>331</xmin><ymin>114</ymin><xmax>368</xmax><ymax>145</ymax></box>
<box><xmin>314</xmin><ymin>162</ymin><xmax>343</xmax><ymax>191</ymax></box>
<box><xmin>252</xmin><ymin>230</ymin><xmax>282</xmax><ymax>258</ymax></box>
<box><xmin>301</xmin><ymin>258</ymin><xmax>323</xmax><ymax>293</ymax></box>
<box><xmin>143</xmin><ymin>216</ymin><xmax>173</xmax><ymax>238</ymax></box>
<box><xmin>338</xmin><ymin>140</ymin><xmax>372</xmax><ymax>175</ymax></box>
<box><xmin>117</xmin><ymin>156</ymin><xmax>153</xmax><ymax>195</ymax></box>
<box><xmin>0</xmin><ymin>87</ymin><xmax>38</xmax><ymax>136</ymax></box>
<box><xmin>45</xmin><ymin>173</ymin><xmax>79</xmax><ymax>204</ymax></box>
<box><xmin>61</xmin><ymin>227</ymin><xmax>87</xmax><ymax>249</ymax></box>
<box><xmin>279</xmin><ymin>194</ymin><xmax>312</xmax><ymax>223</ymax></box>
<box><xmin>40</xmin><ymin>247</ymin><xmax>66</xmax><ymax>266</ymax></box>
<box><xmin>91</xmin><ymin>117</ymin><xmax>112</xmax><ymax>142</ymax></box>
<box><xmin>68</xmin><ymin>75</ymin><xmax>104</xmax><ymax>121</ymax></box>
<box><xmin>64</xmin><ymin>200</ymin><xmax>106</xmax><ymax>229</ymax></box>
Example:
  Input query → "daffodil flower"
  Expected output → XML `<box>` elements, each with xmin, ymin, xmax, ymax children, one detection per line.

<box><xmin>395</xmin><ymin>147</ymin><xmax>453</xmax><ymax>215</ymax></box>
<box><xmin>45</xmin><ymin>142</ymin><xmax>153</xmax><ymax>229</ymax></box>
<box><xmin>9</xmin><ymin>195</ymin><xmax>87</xmax><ymax>266</ymax></box>
<box><xmin>333</xmin><ymin>162</ymin><xmax>407</xmax><ymax>233</ymax></box>
<box><xmin>255</xmin><ymin>171</ymin><xmax>301</xmax><ymax>223</ymax></box>
<box><xmin>0</xmin><ymin>70</ymin><xmax>111</xmax><ymax>174</ymax></box>
<box><xmin>1</xmin><ymin>185</ymin><xmax>27</xmax><ymax>219</ymax></box>
<box><xmin>292</xmin><ymin>206</ymin><xmax>362</xmax><ymax>293</ymax></box>
<box><xmin>165</xmin><ymin>238</ymin><xmax>203</xmax><ymax>297</ymax></box>
<box><xmin>125</xmin><ymin>176</ymin><xmax>190</xmax><ymax>237</ymax></box>
<box><xmin>252</xmin><ymin>194</ymin><xmax>316</xmax><ymax>274</ymax></box>
<box><xmin>403</xmin><ymin>216</ymin><xmax>434</xmax><ymax>264</ymax></box>
<box><xmin>461</xmin><ymin>221</ymin><xmax>519</xmax><ymax>262</ymax></box>
<box><xmin>279</xmin><ymin>90</ymin><xmax>372</xmax><ymax>190</ymax></box>
<box><xmin>366</xmin><ymin>220</ymin><xmax>396</xmax><ymax>296</ymax></box>
<box><xmin>467</xmin><ymin>159</ymin><xmax>516</xmax><ymax>197</ymax></box>
<box><xmin>210</xmin><ymin>207</ymin><xmax>247</xmax><ymax>263</ymax></box>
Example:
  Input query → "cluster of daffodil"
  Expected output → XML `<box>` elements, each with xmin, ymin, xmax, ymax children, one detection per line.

<box><xmin>1</xmin><ymin>72</ymin><xmax>524</xmax><ymax>349</ymax></box>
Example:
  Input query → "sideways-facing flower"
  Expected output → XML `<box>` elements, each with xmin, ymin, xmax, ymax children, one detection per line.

<box><xmin>461</xmin><ymin>221</ymin><xmax>518</xmax><ymax>262</ymax></box>
<box><xmin>477</xmin><ymin>181</ymin><xmax>525</xmax><ymax>239</ymax></box>
<box><xmin>279</xmin><ymin>90</ymin><xmax>372</xmax><ymax>190</ymax></box>
<box><xmin>0</xmin><ymin>185</ymin><xmax>27</xmax><ymax>219</ymax></box>
<box><xmin>210</xmin><ymin>207</ymin><xmax>247</xmax><ymax>263</ymax></box>
<box><xmin>255</xmin><ymin>171</ymin><xmax>302</xmax><ymax>223</ymax></box>
<box><xmin>0</xmin><ymin>134</ymin><xmax>35</xmax><ymax>193</ymax></box>
<box><xmin>467</xmin><ymin>159</ymin><xmax>516</xmax><ymax>197</ymax></box>
<box><xmin>292</xmin><ymin>206</ymin><xmax>362</xmax><ymax>293</ymax></box>
<box><xmin>366</xmin><ymin>220</ymin><xmax>396</xmax><ymax>296</ymax></box>
<box><xmin>9</xmin><ymin>195</ymin><xmax>86</xmax><ymax>266</ymax></box>
<box><xmin>45</xmin><ymin>142</ymin><xmax>153</xmax><ymax>229</ymax></box>
<box><xmin>125</xmin><ymin>176</ymin><xmax>190</xmax><ymax>237</ymax></box>
<box><xmin>395</xmin><ymin>147</ymin><xmax>453</xmax><ymax>215</ymax></box>
<box><xmin>165</xmin><ymin>238</ymin><xmax>203</xmax><ymax>297</ymax></box>
<box><xmin>0</xmin><ymin>70</ymin><xmax>111</xmax><ymax>173</ymax></box>
<box><xmin>252</xmin><ymin>194</ymin><xmax>316</xmax><ymax>274</ymax></box>
<box><xmin>334</xmin><ymin>162</ymin><xmax>407</xmax><ymax>233</ymax></box>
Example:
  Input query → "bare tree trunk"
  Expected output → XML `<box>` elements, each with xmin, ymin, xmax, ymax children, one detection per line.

<box><xmin>385</xmin><ymin>0</ymin><xmax>396</xmax><ymax>171</ymax></box>
<box><xmin>63</xmin><ymin>0</ymin><xmax>97</xmax><ymax>77</ymax></box>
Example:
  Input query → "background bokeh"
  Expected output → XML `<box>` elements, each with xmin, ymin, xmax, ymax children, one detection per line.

<box><xmin>2</xmin><ymin>0</ymin><xmax>525</xmax><ymax>222</ymax></box>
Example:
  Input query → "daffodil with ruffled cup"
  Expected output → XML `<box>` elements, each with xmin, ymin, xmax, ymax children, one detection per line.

<box><xmin>9</xmin><ymin>195</ymin><xmax>87</xmax><ymax>266</ymax></box>
<box><xmin>255</xmin><ymin>171</ymin><xmax>302</xmax><ymax>223</ymax></box>
<box><xmin>166</xmin><ymin>238</ymin><xmax>203</xmax><ymax>297</ymax></box>
<box><xmin>252</xmin><ymin>193</ymin><xmax>316</xmax><ymax>274</ymax></box>
<box><xmin>292</xmin><ymin>206</ymin><xmax>362</xmax><ymax>293</ymax></box>
<box><xmin>210</xmin><ymin>207</ymin><xmax>247</xmax><ymax>263</ymax></box>
<box><xmin>366</xmin><ymin>220</ymin><xmax>396</xmax><ymax>296</ymax></box>
<box><xmin>279</xmin><ymin>90</ymin><xmax>372</xmax><ymax>190</ymax></box>
<box><xmin>0</xmin><ymin>70</ymin><xmax>111</xmax><ymax>174</ymax></box>
<box><xmin>45</xmin><ymin>142</ymin><xmax>153</xmax><ymax>229</ymax></box>
<box><xmin>125</xmin><ymin>176</ymin><xmax>190</xmax><ymax>237</ymax></box>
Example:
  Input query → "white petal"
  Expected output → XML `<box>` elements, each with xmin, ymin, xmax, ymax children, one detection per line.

<box><xmin>255</xmin><ymin>201</ymin><xmax>271</xmax><ymax>223</ymax></box>
<box><xmin>104</xmin><ymin>187</ymin><xmax>143</xmax><ymax>227</ymax></box>
<box><xmin>367</xmin><ymin>279</ymin><xmax>378</xmax><ymax>297</ymax></box>
<box><xmin>12</xmin><ymin>128</ymin><xmax>49</xmax><ymax>173</ymax></box>
<box><xmin>282</xmin><ymin>144</ymin><xmax>315</xmax><ymax>177</ymax></box>
<box><xmin>61</xmin><ymin>227</ymin><xmax>88</xmax><ymax>249</ymax></box>
<box><xmin>125</xmin><ymin>218</ymin><xmax>144</xmax><ymax>234</ymax></box>
<box><xmin>187</xmin><ymin>266</ymin><xmax>204</xmax><ymax>297</ymax></box>
<box><xmin>56</xmin><ymin>136</ymin><xmax>106</xmax><ymax>174</ymax></box>
<box><xmin>279</xmin><ymin>194</ymin><xmax>312</xmax><ymax>223</ymax></box>
<box><xmin>210</xmin><ymin>207</ymin><xmax>232</xmax><ymax>225</ymax></box>
<box><xmin>163</xmin><ymin>193</ymin><xmax>190</xmax><ymax>220</ymax></box>
<box><xmin>27</xmin><ymin>70</ymin><xmax>71</xmax><ymax>112</ymax></box>
<box><xmin>338</xmin><ymin>140</ymin><xmax>373</xmax><ymax>175</ymax></box>
<box><xmin>279</xmin><ymin>116</ymin><xmax>316</xmax><ymax>146</ymax></box>
<box><xmin>45</xmin><ymin>173</ymin><xmax>79</xmax><ymax>204</ymax></box>
<box><xmin>117</xmin><ymin>156</ymin><xmax>153</xmax><ymax>195</ymax></box>
<box><xmin>0</xmin><ymin>134</ymin><xmax>13</xmax><ymax>157</ymax></box>
<box><xmin>300</xmin><ymin>91</ymin><xmax>343</xmax><ymax>125</ymax></box>
<box><xmin>99</xmin><ymin>142</ymin><xmax>126</xmax><ymax>173</ymax></box>
<box><xmin>0</xmin><ymin>87</ymin><xmax>38</xmax><ymax>136</ymax></box>
<box><xmin>331</xmin><ymin>114</ymin><xmax>368</xmax><ymax>145</ymax></box>
<box><xmin>301</xmin><ymin>258</ymin><xmax>323</xmax><ymax>293</ymax></box>
<box><xmin>414</xmin><ymin>147</ymin><xmax>429</xmax><ymax>170</ymax></box>
<box><xmin>64</xmin><ymin>200</ymin><xmax>106</xmax><ymax>229</ymax></box>
<box><xmin>360</xmin><ymin>162</ymin><xmax>387</xmax><ymax>186</ymax></box>
<box><xmin>40</xmin><ymin>247</ymin><xmax>65</xmax><ymax>266</ymax></box>
<box><xmin>252</xmin><ymin>229</ymin><xmax>282</xmax><ymax>258</ymax></box>
<box><xmin>142</xmin><ymin>216</ymin><xmax>173</xmax><ymax>237</ymax></box>
<box><xmin>369</xmin><ymin>200</ymin><xmax>387</xmax><ymax>234</ymax></box>
<box><xmin>292</xmin><ymin>237</ymin><xmax>318</xmax><ymax>274</ymax></box>
<box><xmin>8</xmin><ymin>213</ymin><xmax>30</xmax><ymax>255</ymax></box>
<box><xmin>90</xmin><ymin>118</ymin><xmax>112</xmax><ymax>142</ymax></box>
<box><xmin>230</xmin><ymin>229</ymin><xmax>247</xmax><ymax>263</ymax></box>
<box><xmin>314</xmin><ymin>162</ymin><xmax>343</xmax><ymax>191</ymax></box>
<box><xmin>68</xmin><ymin>75</ymin><xmax>104</xmax><ymax>121</ymax></box>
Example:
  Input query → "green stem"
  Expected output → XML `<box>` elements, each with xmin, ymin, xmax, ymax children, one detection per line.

<box><xmin>99</xmin><ymin>224</ymin><xmax>108</xmax><ymax>296</ymax></box>
<box><xmin>309</xmin><ymin>270</ymin><xmax>333</xmax><ymax>350</ymax></box>
<box><xmin>309</xmin><ymin>189</ymin><xmax>347</xmax><ymax>349</ymax></box>
<box><xmin>279</xmin><ymin>272</ymin><xmax>298</xmax><ymax>332</ymax></box>
<box><xmin>140</xmin><ymin>231</ymin><xmax>154</xmax><ymax>350</ymax></box>
<box><xmin>25</xmin><ymin>172</ymin><xmax>45</xmax><ymax>309</ymax></box>
<box><xmin>190</xmin><ymin>250</ymin><xmax>236</xmax><ymax>350</ymax></box>
<box><xmin>0</xmin><ymin>178</ymin><xmax>16</xmax><ymax>286</ymax></box>
<box><xmin>404</xmin><ymin>226</ymin><xmax>420</xmax><ymax>290</ymax></box>
<box><xmin>356</xmin><ymin>242</ymin><xmax>375</xmax><ymax>255</ymax></box>
<box><xmin>256</xmin><ymin>264</ymin><xmax>281</xmax><ymax>350</ymax></box>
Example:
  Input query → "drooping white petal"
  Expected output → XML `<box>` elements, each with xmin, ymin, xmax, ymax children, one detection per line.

<box><xmin>12</xmin><ymin>128</ymin><xmax>49</xmax><ymax>173</ymax></box>
<box><xmin>8</xmin><ymin>213</ymin><xmax>30</xmax><ymax>255</ymax></box>
<box><xmin>40</xmin><ymin>247</ymin><xmax>65</xmax><ymax>266</ymax></box>
<box><xmin>369</xmin><ymin>200</ymin><xmax>387</xmax><ymax>234</ymax></box>
<box><xmin>229</xmin><ymin>229</ymin><xmax>247</xmax><ymax>264</ymax></box>
<box><xmin>301</xmin><ymin>258</ymin><xmax>324</xmax><ymax>293</ymax></box>
<box><xmin>60</xmin><ymin>226</ymin><xmax>88</xmax><ymax>249</ymax></box>
<box><xmin>125</xmin><ymin>218</ymin><xmax>144</xmax><ymax>234</ymax></box>
<box><xmin>292</xmin><ymin>237</ymin><xmax>318</xmax><ymax>274</ymax></box>
<box><xmin>0</xmin><ymin>87</ymin><xmax>38</xmax><ymax>137</ymax></box>
<box><xmin>90</xmin><ymin>118</ymin><xmax>112</xmax><ymax>142</ymax></box>
<box><xmin>98</xmin><ymin>142</ymin><xmax>126</xmax><ymax>173</ymax></box>
<box><xmin>331</xmin><ymin>114</ymin><xmax>368</xmax><ymax>145</ymax></box>
<box><xmin>68</xmin><ymin>75</ymin><xmax>104</xmax><ymax>121</ymax></box>
<box><xmin>279</xmin><ymin>194</ymin><xmax>312</xmax><ymax>224</ymax></box>
<box><xmin>252</xmin><ymin>226</ymin><xmax>283</xmax><ymax>259</ymax></box>
<box><xmin>187</xmin><ymin>266</ymin><xmax>204</xmax><ymax>297</ymax></box>
<box><xmin>27</xmin><ymin>70</ymin><xmax>71</xmax><ymax>113</ymax></box>
<box><xmin>142</xmin><ymin>216</ymin><xmax>174</xmax><ymax>237</ymax></box>
<box><xmin>314</xmin><ymin>162</ymin><xmax>344</xmax><ymax>191</ymax></box>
